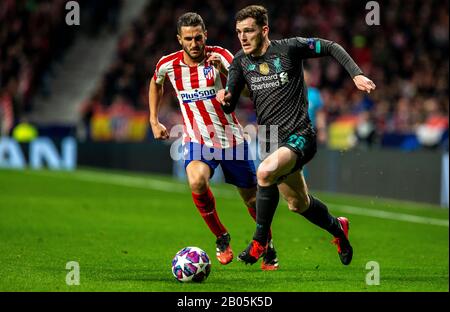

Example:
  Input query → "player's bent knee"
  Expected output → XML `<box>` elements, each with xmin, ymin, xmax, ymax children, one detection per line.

<box><xmin>256</xmin><ymin>168</ymin><xmax>275</xmax><ymax>186</ymax></box>
<box><xmin>189</xmin><ymin>177</ymin><xmax>208</xmax><ymax>194</ymax></box>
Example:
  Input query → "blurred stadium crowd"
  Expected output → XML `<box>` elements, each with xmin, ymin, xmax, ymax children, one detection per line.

<box><xmin>1</xmin><ymin>0</ymin><xmax>448</xmax><ymax>151</ymax></box>
<box><xmin>0</xmin><ymin>0</ymin><xmax>121</xmax><ymax>135</ymax></box>
<box><xmin>0</xmin><ymin>0</ymin><xmax>74</xmax><ymax>134</ymax></box>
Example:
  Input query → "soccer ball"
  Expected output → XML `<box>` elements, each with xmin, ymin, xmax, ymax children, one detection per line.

<box><xmin>171</xmin><ymin>246</ymin><xmax>211</xmax><ymax>282</ymax></box>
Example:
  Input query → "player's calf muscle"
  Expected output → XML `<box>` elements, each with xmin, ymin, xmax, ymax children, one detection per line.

<box><xmin>237</xmin><ymin>187</ymin><xmax>257</xmax><ymax>208</ymax></box>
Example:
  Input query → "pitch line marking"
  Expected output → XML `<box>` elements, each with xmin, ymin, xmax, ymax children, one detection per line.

<box><xmin>26</xmin><ymin>169</ymin><xmax>449</xmax><ymax>227</ymax></box>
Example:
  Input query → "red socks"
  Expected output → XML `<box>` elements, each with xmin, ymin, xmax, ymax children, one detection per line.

<box><xmin>192</xmin><ymin>188</ymin><xmax>273</xmax><ymax>240</ymax></box>
<box><xmin>192</xmin><ymin>188</ymin><xmax>227</xmax><ymax>237</ymax></box>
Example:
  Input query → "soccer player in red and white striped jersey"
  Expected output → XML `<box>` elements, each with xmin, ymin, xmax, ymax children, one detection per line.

<box><xmin>149</xmin><ymin>12</ymin><xmax>278</xmax><ymax>270</ymax></box>
<box><xmin>152</xmin><ymin>43</ymin><xmax>242</xmax><ymax>149</ymax></box>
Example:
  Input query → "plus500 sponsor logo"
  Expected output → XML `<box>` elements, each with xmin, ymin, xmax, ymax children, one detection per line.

<box><xmin>180</xmin><ymin>87</ymin><xmax>216</xmax><ymax>103</ymax></box>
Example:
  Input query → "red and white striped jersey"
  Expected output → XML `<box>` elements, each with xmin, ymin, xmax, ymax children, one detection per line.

<box><xmin>153</xmin><ymin>46</ymin><xmax>244</xmax><ymax>148</ymax></box>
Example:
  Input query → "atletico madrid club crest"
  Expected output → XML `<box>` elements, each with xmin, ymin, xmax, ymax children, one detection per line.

<box><xmin>203</xmin><ymin>66</ymin><xmax>214</xmax><ymax>79</ymax></box>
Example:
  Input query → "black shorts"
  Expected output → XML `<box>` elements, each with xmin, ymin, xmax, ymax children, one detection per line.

<box><xmin>280</xmin><ymin>132</ymin><xmax>317</xmax><ymax>174</ymax></box>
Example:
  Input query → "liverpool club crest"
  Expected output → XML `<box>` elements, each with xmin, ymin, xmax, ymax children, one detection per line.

<box><xmin>259</xmin><ymin>62</ymin><xmax>270</xmax><ymax>75</ymax></box>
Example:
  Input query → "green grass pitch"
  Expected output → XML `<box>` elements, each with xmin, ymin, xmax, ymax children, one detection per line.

<box><xmin>0</xmin><ymin>168</ymin><xmax>448</xmax><ymax>292</ymax></box>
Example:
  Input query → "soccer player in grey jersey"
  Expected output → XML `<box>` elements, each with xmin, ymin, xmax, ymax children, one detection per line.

<box><xmin>217</xmin><ymin>5</ymin><xmax>376</xmax><ymax>266</ymax></box>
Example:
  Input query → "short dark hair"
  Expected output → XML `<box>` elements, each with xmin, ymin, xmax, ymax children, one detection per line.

<box><xmin>235</xmin><ymin>5</ymin><xmax>268</xmax><ymax>27</ymax></box>
<box><xmin>177</xmin><ymin>12</ymin><xmax>205</xmax><ymax>34</ymax></box>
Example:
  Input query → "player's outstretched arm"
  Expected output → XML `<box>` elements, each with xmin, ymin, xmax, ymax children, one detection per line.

<box><xmin>322</xmin><ymin>40</ymin><xmax>376</xmax><ymax>93</ymax></box>
<box><xmin>149</xmin><ymin>78</ymin><xmax>169</xmax><ymax>140</ymax></box>
<box><xmin>293</xmin><ymin>37</ymin><xmax>376</xmax><ymax>94</ymax></box>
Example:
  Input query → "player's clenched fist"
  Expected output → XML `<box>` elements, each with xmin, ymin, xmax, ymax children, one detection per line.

<box><xmin>353</xmin><ymin>75</ymin><xmax>376</xmax><ymax>94</ymax></box>
<box><xmin>150</xmin><ymin>121</ymin><xmax>169</xmax><ymax>140</ymax></box>
<box><xmin>206</xmin><ymin>52</ymin><xmax>226</xmax><ymax>74</ymax></box>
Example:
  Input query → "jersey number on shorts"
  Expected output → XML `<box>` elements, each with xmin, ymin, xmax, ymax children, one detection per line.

<box><xmin>287</xmin><ymin>134</ymin><xmax>306</xmax><ymax>150</ymax></box>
